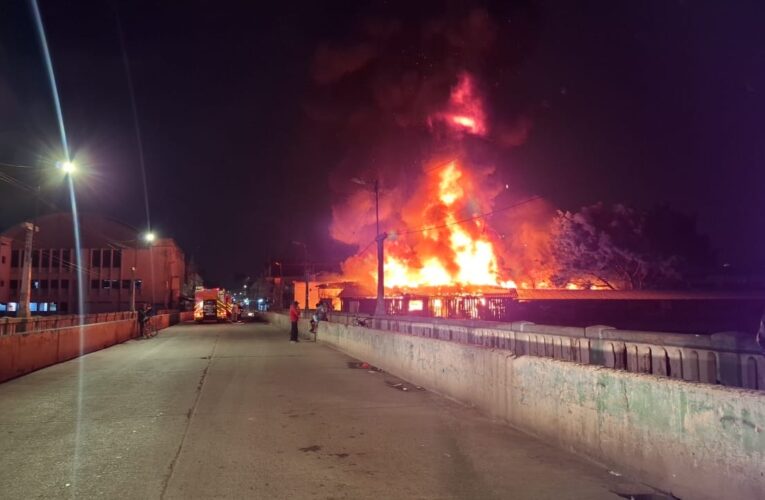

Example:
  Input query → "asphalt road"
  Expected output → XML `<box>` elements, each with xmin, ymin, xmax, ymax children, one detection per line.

<box><xmin>0</xmin><ymin>321</ymin><xmax>654</xmax><ymax>499</ymax></box>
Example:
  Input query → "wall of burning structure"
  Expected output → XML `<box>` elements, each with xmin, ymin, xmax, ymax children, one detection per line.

<box><xmin>338</xmin><ymin>288</ymin><xmax>765</xmax><ymax>335</ymax></box>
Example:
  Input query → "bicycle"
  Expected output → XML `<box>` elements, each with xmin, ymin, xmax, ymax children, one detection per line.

<box><xmin>143</xmin><ymin>316</ymin><xmax>158</xmax><ymax>338</ymax></box>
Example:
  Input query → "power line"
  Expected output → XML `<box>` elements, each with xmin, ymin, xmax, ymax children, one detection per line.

<box><xmin>400</xmin><ymin>196</ymin><xmax>542</xmax><ymax>236</ymax></box>
<box><xmin>0</xmin><ymin>161</ymin><xmax>42</xmax><ymax>169</ymax></box>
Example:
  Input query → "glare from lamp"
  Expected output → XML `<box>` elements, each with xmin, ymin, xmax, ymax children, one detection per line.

<box><xmin>58</xmin><ymin>160</ymin><xmax>76</xmax><ymax>174</ymax></box>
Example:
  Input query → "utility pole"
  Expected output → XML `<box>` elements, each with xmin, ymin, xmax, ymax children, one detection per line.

<box><xmin>373</xmin><ymin>179</ymin><xmax>387</xmax><ymax>316</ymax></box>
<box><xmin>352</xmin><ymin>177</ymin><xmax>387</xmax><ymax>317</ymax></box>
<box><xmin>292</xmin><ymin>241</ymin><xmax>309</xmax><ymax>317</ymax></box>
<box><xmin>18</xmin><ymin>222</ymin><xmax>36</xmax><ymax>320</ymax></box>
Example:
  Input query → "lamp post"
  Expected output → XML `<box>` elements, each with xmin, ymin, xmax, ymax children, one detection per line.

<box><xmin>292</xmin><ymin>241</ymin><xmax>309</xmax><ymax>318</ymax></box>
<box><xmin>352</xmin><ymin>177</ymin><xmax>387</xmax><ymax>316</ymax></box>
<box><xmin>130</xmin><ymin>231</ymin><xmax>156</xmax><ymax>312</ymax></box>
<box><xmin>7</xmin><ymin>161</ymin><xmax>74</xmax><ymax>319</ymax></box>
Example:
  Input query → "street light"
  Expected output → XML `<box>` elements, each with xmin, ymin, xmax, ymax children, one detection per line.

<box><xmin>292</xmin><ymin>240</ymin><xmax>310</xmax><ymax>318</ymax></box>
<box><xmin>129</xmin><ymin>231</ymin><xmax>157</xmax><ymax>312</ymax></box>
<box><xmin>352</xmin><ymin>177</ymin><xmax>387</xmax><ymax>316</ymax></box>
<box><xmin>55</xmin><ymin>160</ymin><xmax>75</xmax><ymax>174</ymax></box>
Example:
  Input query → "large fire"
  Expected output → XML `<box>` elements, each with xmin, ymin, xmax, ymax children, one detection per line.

<box><xmin>385</xmin><ymin>161</ymin><xmax>501</xmax><ymax>288</ymax></box>
<box><xmin>331</xmin><ymin>72</ymin><xmax>577</xmax><ymax>292</ymax></box>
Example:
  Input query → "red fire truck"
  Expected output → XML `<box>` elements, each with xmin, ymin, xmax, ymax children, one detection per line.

<box><xmin>194</xmin><ymin>288</ymin><xmax>232</xmax><ymax>322</ymax></box>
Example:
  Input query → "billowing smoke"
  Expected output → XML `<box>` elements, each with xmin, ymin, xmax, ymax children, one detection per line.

<box><xmin>306</xmin><ymin>3</ymin><xmax>553</xmax><ymax>289</ymax></box>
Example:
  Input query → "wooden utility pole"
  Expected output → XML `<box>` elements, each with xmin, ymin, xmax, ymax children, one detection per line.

<box><xmin>18</xmin><ymin>222</ymin><xmax>36</xmax><ymax>319</ymax></box>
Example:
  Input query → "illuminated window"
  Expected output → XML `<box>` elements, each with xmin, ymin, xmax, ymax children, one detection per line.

<box><xmin>30</xmin><ymin>302</ymin><xmax>38</xmax><ymax>312</ymax></box>
<box><xmin>8</xmin><ymin>302</ymin><xmax>18</xmax><ymax>312</ymax></box>
<box><xmin>408</xmin><ymin>299</ymin><xmax>424</xmax><ymax>311</ymax></box>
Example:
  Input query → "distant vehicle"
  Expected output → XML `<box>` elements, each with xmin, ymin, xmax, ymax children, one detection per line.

<box><xmin>242</xmin><ymin>306</ymin><xmax>257</xmax><ymax>322</ymax></box>
<box><xmin>194</xmin><ymin>288</ymin><xmax>231</xmax><ymax>323</ymax></box>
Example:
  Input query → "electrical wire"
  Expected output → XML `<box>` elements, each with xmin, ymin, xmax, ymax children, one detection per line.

<box><xmin>400</xmin><ymin>195</ymin><xmax>542</xmax><ymax>235</ymax></box>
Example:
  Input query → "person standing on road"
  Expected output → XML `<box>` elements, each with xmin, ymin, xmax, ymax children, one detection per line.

<box><xmin>289</xmin><ymin>301</ymin><xmax>300</xmax><ymax>343</ymax></box>
<box><xmin>137</xmin><ymin>304</ymin><xmax>147</xmax><ymax>338</ymax></box>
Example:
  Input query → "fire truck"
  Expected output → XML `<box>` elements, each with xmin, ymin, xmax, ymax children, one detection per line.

<box><xmin>194</xmin><ymin>288</ymin><xmax>232</xmax><ymax>322</ymax></box>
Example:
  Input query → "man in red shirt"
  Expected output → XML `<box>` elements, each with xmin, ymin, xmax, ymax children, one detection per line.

<box><xmin>289</xmin><ymin>301</ymin><xmax>300</xmax><ymax>343</ymax></box>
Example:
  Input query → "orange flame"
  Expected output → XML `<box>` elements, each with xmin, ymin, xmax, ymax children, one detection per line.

<box><xmin>368</xmin><ymin>160</ymin><xmax>503</xmax><ymax>289</ymax></box>
<box><xmin>433</xmin><ymin>73</ymin><xmax>488</xmax><ymax>136</ymax></box>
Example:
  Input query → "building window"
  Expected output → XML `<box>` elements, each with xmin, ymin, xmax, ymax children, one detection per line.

<box><xmin>30</xmin><ymin>302</ymin><xmax>38</xmax><ymax>312</ymax></box>
<box><xmin>111</xmin><ymin>279</ymin><xmax>120</xmax><ymax>289</ymax></box>
<box><xmin>41</xmin><ymin>249</ymin><xmax>49</xmax><ymax>269</ymax></box>
<box><xmin>135</xmin><ymin>279</ymin><xmax>143</xmax><ymax>292</ymax></box>
<box><xmin>11</xmin><ymin>250</ymin><xmax>19</xmax><ymax>267</ymax></box>
<box><xmin>102</xmin><ymin>250</ymin><xmax>111</xmax><ymax>268</ymax></box>
<box><xmin>0</xmin><ymin>280</ymin><xmax>4</xmax><ymax>287</ymax></box>
<box><xmin>40</xmin><ymin>280</ymin><xmax>48</xmax><ymax>290</ymax></box>
<box><xmin>91</xmin><ymin>250</ymin><xmax>101</xmax><ymax>267</ymax></box>
<box><xmin>61</xmin><ymin>279</ymin><xmax>69</xmax><ymax>290</ymax></box>
<box><xmin>91</xmin><ymin>279</ymin><xmax>99</xmax><ymax>289</ymax></box>
<box><xmin>10</xmin><ymin>279</ymin><xmax>18</xmax><ymax>289</ymax></box>
<box><xmin>32</xmin><ymin>280</ymin><xmax>40</xmax><ymax>289</ymax></box>
<box><xmin>113</xmin><ymin>249</ymin><xmax>122</xmax><ymax>268</ymax></box>
<box><xmin>50</xmin><ymin>249</ymin><xmax>60</xmax><ymax>268</ymax></box>
<box><xmin>51</xmin><ymin>280</ymin><xmax>58</xmax><ymax>289</ymax></box>
<box><xmin>39</xmin><ymin>302</ymin><xmax>48</xmax><ymax>312</ymax></box>
<box><xmin>49</xmin><ymin>302</ymin><xmax>57</xmax><ymax>312</ymax></box>
<box><xmin>62</xmin><ymin>249</ymin><xmax>71</xmax><ymax>271</ymax></box>
<box><xmin>59</xmin><ymin>302</ymin><xmax>68</xmax><ymax>312</ymax></box>
<box><xmin>1</xmin><ymin>255</ymin><xmax>5</xmax><ymax>264</ymax></box>
<box><xmin>102</xmin><ymin>280</ymin><xmax>111</xmax><ymax>289</ymax></box>
<box><xmin>32</xmin><ymin>250</ymin><xmax>40</xmax><ymax>267</ymax></box>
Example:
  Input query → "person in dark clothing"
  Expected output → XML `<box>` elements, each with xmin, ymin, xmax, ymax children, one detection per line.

<box><xmin>137</xmin><ymin>305</ymin><xmax>146</xmax><ymax>338</ymax></box>
<box><xmin>289</xmin><ymin>301</ymin><xmax>300</xmax><ymax>343</ymax></box>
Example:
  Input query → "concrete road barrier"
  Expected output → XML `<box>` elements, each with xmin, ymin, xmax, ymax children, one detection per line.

<box><xmin>0</xmin><ymin>312</ymin><xmax>191</xmax><ymax>383</ymax></box>
<box><xmin>265</xmin><ymin>311</ymin><xmax>765</xmax><ymax>500</ymax></box>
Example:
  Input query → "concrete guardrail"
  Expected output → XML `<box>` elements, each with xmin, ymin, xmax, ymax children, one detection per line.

<box><xmin>265</xmin><ymin>312</ymin><xmax>765</xmax><ymax>500</ymax></box>
<box><xmin>0</xmin><ymin>310</ymin><xmax>194</xmax><ymax>383</ymax></box>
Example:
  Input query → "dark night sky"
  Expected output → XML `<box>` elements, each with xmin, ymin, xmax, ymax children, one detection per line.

<box><xmin>1</xmin><ymin>0</ymin><xmax>764</xmax><ymax>286</ymax></box>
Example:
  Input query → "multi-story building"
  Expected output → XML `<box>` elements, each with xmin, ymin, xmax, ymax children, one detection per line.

<box><xmin>0</xmin><ymin>212</ymin><xmax>187</xmax><ymax>315</ymax></box>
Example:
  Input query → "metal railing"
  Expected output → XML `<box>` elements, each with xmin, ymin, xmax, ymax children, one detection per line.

<box><xmin>326</xmin><ymin>312</ymin><xmax>765</xmax><ymax>391</ymax></box>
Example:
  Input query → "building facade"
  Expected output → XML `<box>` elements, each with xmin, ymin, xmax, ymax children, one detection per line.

<box><xmin>0</xmin><ymin>213</ymin><xmax>187</xmax><ymax>315</ymax></box>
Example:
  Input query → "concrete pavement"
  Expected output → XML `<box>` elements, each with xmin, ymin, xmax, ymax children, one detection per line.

<box><xmin>0</xmin><ymin>321</ymin><xmax>657</xmax><ymax>499</ymax></box>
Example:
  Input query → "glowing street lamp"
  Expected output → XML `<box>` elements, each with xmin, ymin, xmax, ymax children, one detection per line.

<box><xmin>143</xmin><ymin>231</ymin><xmax>156</xmax><ymax>243</ymax></box>
<box><xmin>57</xmin><ymin>160</ymin><xmax>76</xmax><ymax>174</ymax></box>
